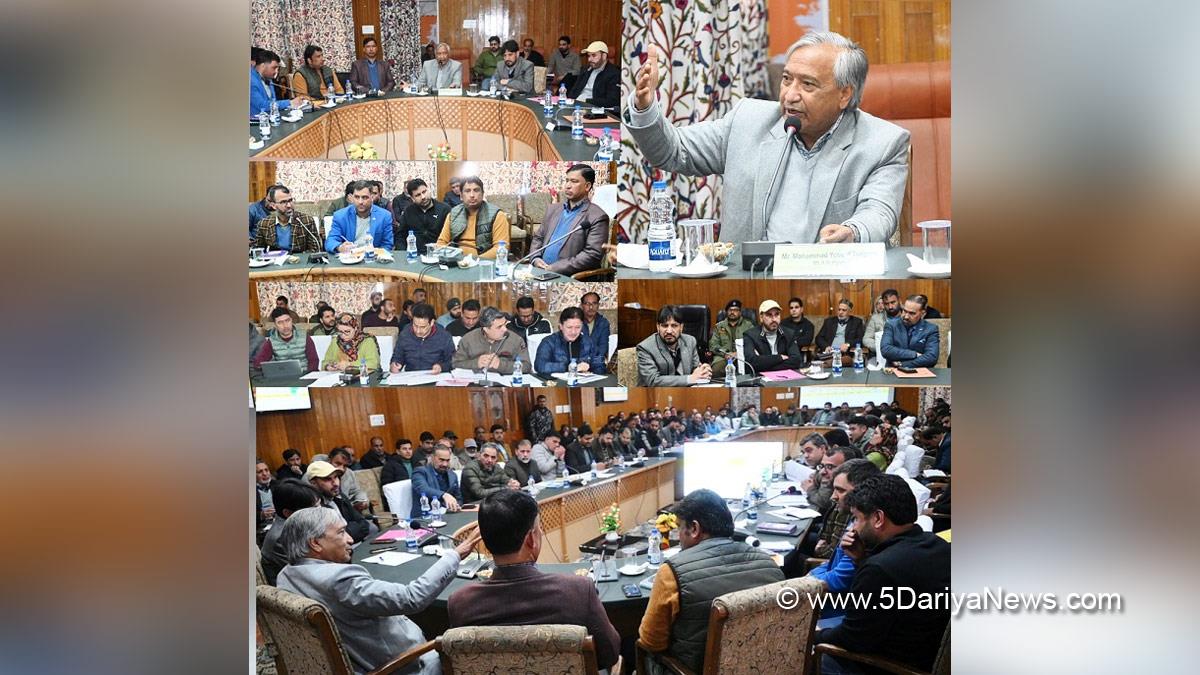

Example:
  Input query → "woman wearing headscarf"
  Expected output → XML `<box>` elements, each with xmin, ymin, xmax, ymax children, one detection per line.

<box><xmin>865</xmin><ymin>424</ymin><xmax>899</xmax><ymax>470</ymax></box>
<box><xmin>321</xmin><ymin>312</ymin><xmax>381</xmax><ymax>372</ymax></box>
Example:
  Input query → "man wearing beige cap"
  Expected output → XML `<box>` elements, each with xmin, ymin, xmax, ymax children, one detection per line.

<box><xmin>742</xmin><ymin>299</ymin><xmax>808</xmax><ymax>373</ymax></box>
<box><xmin>304</xmin><ymin>460</ymin><xmax>372</xmax><ymax>543</ymax></box>
<box><xmin>567</xmin><ymin>40</ymin><xmax>620</xmax><ymax>109</ymax></box>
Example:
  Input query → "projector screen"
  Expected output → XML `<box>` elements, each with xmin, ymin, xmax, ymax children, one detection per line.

<box><xmin>601</xmin><ymin>387</ymin><xmax>628</xmax><ymax>402</ymax></box>
<box><xmin>254</xmin><ymin>387</ymin><xmax>312</xmax><ymax>412</ymax></box>
<box><xmin>798</xmin><ymin>386</ymin><xmax>893</xmax><ymax>409</ymax></box>
<box><xmin>681</xmin><ymin>441</ymin><xmax>783</xmax><ymax>499</ymax></box>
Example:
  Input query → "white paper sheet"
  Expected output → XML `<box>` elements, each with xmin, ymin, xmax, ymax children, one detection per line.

<box><xmin>551</xmin><ymin>372</ymin><xmax>607</xmax><ymax>384</ymax></box>
<box><xmin>767</xmin><ymin>507</ymin><xmax>822</xmax><ymax>521</ymax></box>
<box><xmin>783</xmin><ymin>460</ymin><xmax>815</xmax><ymax>482</ymax></box>
<box><xmin>759</xmin><ymin>540</ymin><xmax>797</xmax><ymax>552</ymax></box>
<box><xmin>382</xmin><ymin>370</ymin><xmax>444</xmax><ymax>386</ymax></box>
<box><xmin>299</xmin><ymin>371</ymin><xmax>325</xmax><ymax>380</ymax></box>
<box><xmin>361</xmin><ymin>551</ymin><xmax>421</xmax><ymax>566</ymax></box>
<box><xmin>307</xmin><ymin>374</ymin><xmax>342</xmax><ymax>387</ymax></box>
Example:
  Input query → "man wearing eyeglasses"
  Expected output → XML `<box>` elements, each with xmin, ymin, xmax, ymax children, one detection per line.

<box><xmin>252</xmin><ymin>185</ymin><xmax>322</xmax><ymax>253</ymax></box>
<box><xmin>578</xmin><ymin>291</ymin><xmax>610</xmax><ymax>362</ymax></box>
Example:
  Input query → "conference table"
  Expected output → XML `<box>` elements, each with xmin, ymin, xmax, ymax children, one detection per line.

<box><xmin>351</xmin><ymin>456</ymin><xmax>815</xmax><ymax>640</ymax></box>
<box><xmin>616</xmin><ymin>246</ymin><xmax>942</xmax><ymax>280</ymax></box>
<box><xmin>250</xmin><ymin>90</ymin><xmax>618</xmax><ymax>161</ymax></box>
<box><xmin>250</xmin><ymin>369</ymin><xmax>619</xmax><ymax>388</ymax></box>
<box><xmin>641</xmin><ymin>367</ymin><xmax>948</xmax><ymax>388</ymax></box>
<box><xmin>248</xmin><ymin>256</ymin><xmax>572</xmax><ymax>283</ymax></box>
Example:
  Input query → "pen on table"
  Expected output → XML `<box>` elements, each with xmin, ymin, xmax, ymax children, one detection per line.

<box><xmin>370</xmin><ymin>545</ymin><xmax>398</xmax><ymax>553</ymax></box>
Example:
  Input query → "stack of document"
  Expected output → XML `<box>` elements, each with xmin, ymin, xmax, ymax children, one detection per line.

<box><xmin>551</xmin><ymin>372</ymin><xmax>607</xmax><ymax>384</ymax></box>
<box><xmin>378</xmin><ymin>369</ymin><xmax>544</xmax><ymax>387</ymax></box>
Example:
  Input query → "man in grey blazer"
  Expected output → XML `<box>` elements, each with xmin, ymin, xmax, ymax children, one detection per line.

<box><xmin>495</xmin><ymin>39</ymin><xmax>534</xmax><ymax>94</ymax></box>
<box><xmin>626</xmin><ymin>31</ymin><xmax>909</xmax><ymax>246</ymax></box>
<box><xmin>275</xmin><ymin>506</ymin><xmax>480</xmax><ymax>674</ymax></box>
<box><xmin>413</xmin><ymin>42</ymin><xmax>462</xmax><ymax>90</ymax></box>
<box><xmin>637</xmin><ymin>305</ymin><xmax>712</xmax><ymax>386</ymax></box>
<box><xmin>530</xmin><ymin>164</ymin><xmax>610</xmax><ymax>275</ymax></box>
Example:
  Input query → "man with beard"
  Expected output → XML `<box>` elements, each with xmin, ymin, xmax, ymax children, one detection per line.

<box><xmin>437</xmin><ymin>297</ymin><xmax>462</xmax><ymax>328</ymax></box>
<box><xmin>304</xmin><ymin>461</ymin><xmax>371</xmax><ymax>543</ymax></box>
<box><xmin>863</xmin><ymin>289</ymin><xmax>900</xmax><ymax>352</ymax></box>
<box><xmin>815</xmin><ymin>299</ymin><xmax>865</xmax><ymax>365</ymax></box>
<box><xmin>508</xmin><ymin>295</ymin><xmax>551</xmax><ymax>341</ymax></box>
<box><xmin>443</xmin><ymin>177</ymin><xmax>463</xmax><ymax>208</ymax></box>
<box><xmin>637</xmin><ymin>305</ymin><xmax>710</xmax><ymax>386</ymax></box>
<box><xmin>566</xmin><ymin>41</ymin><xmax>620</xmax><ymax>109</ymax></box>
<box><xmin>709</xmin><ymin>299</ymin><xmax>752</xmax><ymax>378</ymax></box>
<box><xmin>362</xmin><ymin>297</ymin><xmax>402</xmax><ymax>329</ymax></box>
<box><xmin>275</xmin><ymin>449</ymin><xmax>306</xmax><ymax>481</ymax></box>
<box><xmin>743</xmin><ymin>299</ymin><xmax>808</xmax><ymax>372</ymax></box>
<box><xmin>880</xmin><ymin>294</ymin><xmax>940</xmax><ymax>368</ymax></box>
<box><xmin>547</xmin><ymin>35</ymin><xmax>581</xmax><ymax>89</ymax></box>
<box><xmin>447</xmin><ymin>299</ymin><xmax>481</xmax><ymax>337</ymax></box>
<box><xmin>462</xmin><ymin>442</ymin><xmax>521</xmax><ymax>501</ymax></box>
<box><xmin>472</xmin><ymin>35</ymin><xmax>502</xmax><ymax>82</ymax></box>
<box><xmin>494</xmin><ymin>40</ymin><xmax>534</xmax><ymax>94</ymax></box>
<box><xmin>307</xmin><ymin>305</ymin><xmax>337</xmax><ymax>336</ymax></box>
<box><xmin>520</xmin><ymin>38</ymin><xmax>545</xmax><ymax>67</ymax></box>
<box><xmin>396</xmin><ymin>178</ymin><xmax>451</xmax><ymax>251</ymax></box>
<box><xmin>503</xmin><ymin>439</ymin><xmax>540</xmax><ymax>486</ymax></box>
<box><xmin>780</xmin><ymin>296</ymin><xmax>815</xmax><ymax>349</ymax></box>
<box><xmin>435</xmin><ymin>177</ymin><xmax>510</xmax><ymax>259</ymax></box>
<box><xmin>526</xmin><ymin>394</ymin><xmax>555</xmax><ymax>442</ymax></box>
<box><xmin>252</xmin><ymin>185</ymin><xmax>321</xmax><ymax>253</ymax></box>
<box><xmin>357</xmin><ymin>436</ymin><xmax>389</xmax><ymax>470</ymax></box>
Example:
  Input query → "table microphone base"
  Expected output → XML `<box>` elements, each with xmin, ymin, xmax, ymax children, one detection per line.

<box><xmin>473</xmin><ymin>379</ymin><xmax>505</xmax><ymax>387</ymax></box>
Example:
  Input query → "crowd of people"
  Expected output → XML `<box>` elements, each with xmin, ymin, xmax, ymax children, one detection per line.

<box><xmin>249</xmin><ymin>164</ymin><xmax>610</xmax><ymax>276</ymax></box>
<box><xmin>636</xmin><ymin>291</ymin><xmax>945</xmax><ymax>385</ymax></box>
<box><xmin>256</xmin><ymin>395</ymin><xmax>950</xmax><ymax>674</ymax></box>
<box><xmin>470</xmin><ymin>35</ymin><xmax>619</xmax><ymax>108</ymax></box>
<box><xmin>250</xmin><ymin>290</ymin><xmax>612</xmax><ymax>380</ymax></box>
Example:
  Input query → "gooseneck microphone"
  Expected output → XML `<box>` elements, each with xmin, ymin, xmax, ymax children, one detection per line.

<box><xmin>760</xmin><ymin>115</ymin><xmax>803</xmax><ymax>234</ymax></box>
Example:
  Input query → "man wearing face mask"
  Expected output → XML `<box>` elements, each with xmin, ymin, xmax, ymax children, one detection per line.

<box><xmin>534</xmin><ymin>306</ymin><xmax>606</xmax><ymax>376</ymax></box>
<box><xmin>626</xmin><ymin>31</ymin><xmax>909</xmax><ymax>245</ymax></box>
<box><xmin>547</xmin><ymin>35</ymin><xmax>581</xmax><ymax>89</ymax></box>
<box><xmin>495</xmin><ymin>39</ymin><xmax>534</xmax><ymax>94</ymax></box>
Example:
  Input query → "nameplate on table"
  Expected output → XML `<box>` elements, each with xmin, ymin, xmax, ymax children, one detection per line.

<box><xmin>437</xmin><ymin>87</ymin><xmax>463</xmax><ymax>97</ymax></box>
<box><xmin>772</xmin><ymin>243</ymin><xmax>886</xmax><ymax>277</ymax></box>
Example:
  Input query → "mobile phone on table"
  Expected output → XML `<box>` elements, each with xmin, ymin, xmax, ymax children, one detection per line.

<box><xmin>896</xmin><ymin>367</ymin><xmax>918</xmax><ymax>374</ymax></box>
<box><xmin>622</xmin><ymin>584</ymin><xmax>643</xmax><ymax>598</ymax></box>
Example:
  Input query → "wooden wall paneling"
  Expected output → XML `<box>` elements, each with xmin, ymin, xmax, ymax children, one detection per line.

<box><xmin>249</xmin><ymin>161</ymin><xmax>277</xmax><ymax>202</ymax></box>
<box><xmin>830</xmin><ymin>0</ymin><xmax>950</xmax><ymax>65</ymax></box>
<box><xmin>894</xmin><ymin>386</ymin><xmax>920</xmax><ymax>415</ymax></box>
<box><xmin>351</xmin><ymin>0</ymin><xmax>382</xmax><ymax>61</ymax></box>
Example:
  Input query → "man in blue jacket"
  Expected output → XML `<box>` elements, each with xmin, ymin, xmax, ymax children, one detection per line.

<box><xmin>389</xmin><ymin>303</ymin><xmax>455</xmax><ymax>373</ymax></box>
<box><xmin>325</xmin><ymin>180</ymin><xmax>395</xmax><ymax>253</ymax></box>
<box><xmin>534</xmin><ymin>307</ymin><xmax>606</xmax><ymax>376</ymax></box>
<box><xmin>410</xmin><ymin>445</ymin><xmax>463</xmax><ymax>518</ymax></box>
<box><xmin>580</xmin><ymin>291</ymin><xmax>611</xmax><ymax>362</ymax></box>
<box><xmin>806</xmin><ymin>459</ymin><xmax>879</xmax><ymax>627</ymax></box>
<box><xmin>880</xmin><ymin>294</ymin><xmax>940</xmax><ymax>368</ymax></box>
<box><xmin>251</xmin><ymin>49</ymin><xmax>305</xmax><ymax>117</ymax></box>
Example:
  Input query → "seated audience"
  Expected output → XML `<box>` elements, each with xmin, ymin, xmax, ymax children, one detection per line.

<box><xmin>495</xmin><ymin>40</ymin><xmax>534</xmax><ymax>94</ymax></box>
<box><xmin>446</xmin><ymin>490</ymin><xmax>621</xmax><ymax>670</ymax></box>
<box><xmin>639</xmin><ymin>490</ymin><xmax>784</xmax><ymax>673</ymax></box>
<box><xmin>805</xmin><ymin>459</ymin><xmax>882</xmax><ymax>624</ymax></box>
<box><xmin>328</xmin><ymin>447</ymin><xmax>369</xmax><ymax>512</ymax></box>
<box><xmin>362</xmin><ymin>297</ymin><xmax>402</xmax><ymax>329</ymax></box>
<box><xmin>321</xmin><ymin>313</ymin><xmax>381</xmax><ymax>373</ymax></box>
<box><xmin>443</xmin><ymin>177</ymin><xmax>464</xmax><ymax>208</ymax></box>
<box><xmin>308</xmin><ymin>305</ymin><xmax>337</xmax><ymax>336</ymax></box>
<box><xmin>348</xmin><ymin>36</ymin><xmax>396</xmax><ymax>93</ymax></box>
<box><xmin>817</xmin><ymin>475</ymin><xmax>951</xmax><ymax>674</ymax></box>
<box><xmin>390</xmin><ymin>302</ymin><xmax>455</xmax><ymax>373</ymax></box>
<box><xmin>361</xmin><ymin>291</ymin><xmax>383</xmax><ymax>324</ymax></box>
<box><xmin>780</xmin><ymin>297</ymin><xmax>816</xmax><ymax>348</ymax></box>
<box><xmin>253</xmin><ymin>307</ymin><xmax>319</xmax><ymax>373</ymax></box>
<box><xmin>259</xmin><ymin>478</ymin><xmax>322</xmax><ymax>585</ymax></box>
<box><xmin>708</xmin><ymin>299</ymin><xmax>752</xmax><ymax>378</ymax></box>
<box><xmin>447</xmin><ymin>299</ymin><xmax>481</xmax><ymax>336</ymax></box>
<box><xmin>530</xmin><ymin>432</ymin><xmax>569</xmax><ymax>477</ymax></box>
<box><xmin>410</xmin><ymin>445</ymin><xmax>464</xmax><ymax>517</ymax></box>
<box><xmin>637</xmin><ymin>305</ymin><xmax>710</xmax><ymax>386</ymax></box>
<box><xmin>255</xmin><ymin>459</ymin><xmax>276</xmax><ymax>532</ymax></box>
<box><xmin>529</xmin><ymin>165</ymin><xmax>610</xmax><ymax>275</ymax></box>
<box><xmin>252</xmin><ymin>185</ymin><xmax>321</xmax><ymax>253</ymax></box>
<box><xmin>357</xmin><ymin>436</ymin><xmax>388</xmax><ymax>470</ymax></box>
<box><xmin>864</xmin><ymin>424</ymin><xmax>899</xmax><ymax>470</ymax></box>
<box><xmin>381</xmin><ymin>438</ymin><xmax>422</xmax><ymax>487</ymax></box>
<box><xmin>292</xmin><ymin>44</ymin><xmax>343</xmax><ymax>101</ymax></box>
<box><xmin>472</xmin><ymin>35</ymin><xmax>502</xmax><ymax>81</ymax></box>
<box><xmin>880</xmin><ymin>294</ymin><xmax>940</xmax><ymax>368</ymax></box>
<box><xmin>435</xmin><ymin>176</ymin><xmax>510</xmax><ymax>259</ymax></box>
<box><xmin>548</xmin><ymin>35</ymin><xmax>581</xmax><ymax>88</ymax></box>
<box><xmin>397</xmin><ymin>178</ymin><xmax>451</xmax><ymax>252</ymax></box>
<box><xmin>275</xmin><ymin>506</ymin><xmax>478</xmax><ymax>674</ymax></box>
<box><xmin>275</xmin><ymin>448</ymin><xmax>306</xmax><ymax>481</ymax></box>
<box><xmin>847</xmin><ymin>415</ymin><xmax>878</xmax><ymax>453</ymax></box>
<box><xmin>461</xmin><ymin>442</ymin><xmax>520</xmax><ymax>501</ymax></box>
<box><xmin>452</xmin><ymin>306</ymin><xmax>530</xmax><ymax>375</ymax></box>
<box><xmin>863</xmin><ymin>289</ymin><xmax>901</xmax><ymax>352</ymax></box>
<box><xmin>250</xmin><ymin>49</ymin><xmax>304</xmax><ymax>117</ymax></box>
<box><xmin>508</xmin><ymin>295</ymin><xmax>551</xmax><ymax>341</ymax></box>
<box><xmin>520</xmin><ymin>38</ymin><xmax>545</xmax><ymax>67</ymax></box>
<box><xmin>740</xmin><ymin>405</ymin><xmax>761</xmax><ymax>429</ymax></box>
<box><xmin>563</xmin><ymin>424</ymin><xmax>601</xmax><ymax>473</ymax></box>
<box><xmin>249</xmin><ymin>190</ymin><xmax>273</xmax><ymax>243</ymax></box>
<box><xmin>744</xmin><ymin>299</ymin><xmax>808</xmax><ymax>372</ymax></box>
<box><xmin>535</xmin><ymin>307</ymin><xmax>606</xmax><ymax>375</ymax></box>
<box><xmin>325</xmin><ymin>181</ymin><xmax>394</xmax><ymax>253</ymax></box>
<box><xmin>437</xmin><ymin>297</ymin><xmax>462</xmax><ymax>328</ymax></box>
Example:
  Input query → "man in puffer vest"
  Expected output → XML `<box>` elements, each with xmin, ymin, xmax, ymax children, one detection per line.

<box><xmin>639</xmin><ymin>489</ymin><xmax>784</xmax><ymax>673</ymax></box>
<box><xmin>434</xmin><ymin>176</ymin><xmax>511</xmax><ymax>259</ymax></box>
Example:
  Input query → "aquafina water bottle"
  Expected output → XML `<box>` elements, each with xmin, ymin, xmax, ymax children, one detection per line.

<box><xmin>558</xmin><ymin>83</ymin><xmax>567</xmax><ymax>109</ymax></box>
<box><xmin>406</xmin><ymin>230</ymin><xmax>418</xmax><ymax>263</ymax></box>
<box><xmin>511</xmin><ymin>355</ymin><xmax>523</xmax><ymax>386</ymax></box>
<box><xmin>568</xmin><ymin>358</ymin><xmax>579</xmax><ymax>386</ymax></box>
<box><xmin>269</xmin><ymin>101</ymin><xmax>280</xmax><ymax>126</ymax></box>
<box><xmin>725</xmin><ymin>356</ymin><xmax>737</xmax><ymax>388</ymax></box>
<box><xmin>571</xmin><ymin>105</ymin><xmax>584</xmax><ymax>140</ymax></box>
<box><xmin>495</xmin><ymin>240</ymin><xmax>509</xmax><ymax>277</ymax></box>
<box><xmin>597</xmin><ymin>127</ymin><xmax>613</xmax><ymax>160</ymax></box>
<box><xmin>258</xmin><ymin>112</ymin><xmax>271</xmax><ymax>138</ymax></box>
<box><xmin>647</xmin><ymin>180</ymin><xmax>676</xmax><ymax>272</ymax></box>
<box><xmin>647</xmin><ymin>529</ymin><xmax>663</xmax><ymax>564</ymax></box>
<box><xmin>543</xmin><ymin>86</ymin><xmax>554</xmax><ymax>117</ymax></box>
<box><xmin>420</xmin><ymin>494</ymin><xmax>431</xmax><ymax>518</ymax></box>
<box><xmin>853</xmin><ymin>343</ymin><xmax>865</xmax><ymax>373</ymax></box>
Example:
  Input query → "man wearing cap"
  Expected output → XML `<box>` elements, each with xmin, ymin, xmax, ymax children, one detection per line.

<box><xmin>437</xmin><ymin>297</ymin><xmax>461</xmax><ymax>327</ymax></box>
<box><xmin>305</xmin><ymin>460</ymin><xmax>372</xmax><ymax>543</ymax></box>
<box><xmin>451</xmin><ymin>438</ymin><xmax>478</xmax><ymax>471</ymax></box>
<box><xmin>743</xmin><ymin>299</ymin><xmax>808</xmax><ymax>372</ymax></box>
<box><xmin>361</xmin><ymin>291</ymin><xmax>383</xmax><ymax>325</ymax></box>
<box><xmin>708</xmin><ymin>299</ymin><xmax>753</xmax><ymax>378</ymax></box>
<box><xmin>567</xmin><ymin>41</ymin><xmax>620</xmax><ymax>109</ymax></box>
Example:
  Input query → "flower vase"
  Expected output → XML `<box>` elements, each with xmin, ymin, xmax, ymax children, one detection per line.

<box><xmin>604</xmin><ymin>531</ymin><xmax>619</xmax><ymax>543</ymax></box>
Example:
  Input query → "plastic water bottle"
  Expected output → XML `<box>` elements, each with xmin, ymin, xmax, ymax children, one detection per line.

<box><xmin>404</xmin><ymin>521</ymin><xmax>419</xmax><ymax>550</ymax></box>
<box><xmin>748</xmin><ymin>498</ymin><xmax>759</xmax><ymax>522</ymax></box>
<box><xmin>647</xmin><ymin>529</ymin><xmax>663</xmax><ymax>564</ymax></box>
<box><xmin>543</xmin><ymin>86</ymin><xmax>554</xmax><ymax>117</ymax></box>
<box><xmin>344</xmin><ymin>78</ymin><xmax>352</xmax><ymax>100</ymax></box>
<box><xmin>431</xmin><ymin>497</ymin><xmax>443</xmax><ymax>517</ymax></box>
<box><xmin>596</xmin><ymin>127</ymin><xmax>613</xmax><ymax>160</ymax></box>
<box><xmin>527</xmin><ymin>474</ymin><xmax>537</xmax><ymax>494</ymax></box>
<box><xmin>725</xmin><ymin>356</ymin><xmax>737</xmax><ymax>388</ymax></box>
<box><xmin>406</xmin><ymin>230</ymin><xmax>418</xmax><ymax>263</ymax></box>
<box><xmin>571</xmin><ymin>106</ymin><xmax>584</xmax><ymax>141</ymax></box>
<box><xmin>495</xmin><ymin>240</ymin><xmax>509</xmax><ymax>277</ymax></box>
<box><xmin>560</xmin><ymin>464</ymin><xmax>570</xmax><ymax>488</ymax></box>
<box><xmin>420</xmin><ymin>494</ymin><xmax>431</xmax><ymax>518</ymax></box>
<box><xmin>258</xmin><ymin>112</ymin><xmax>271</xmax><ymax>138</ymax></box>
<box><xmin>853</xmin><ymin>343</ymin><xmax>864</xmax><ymax>373</ymax></box>
<box><xmin>269</xmin><ymin>101</ymin><xmax>280</xmax><ymax>126</ymax></box>
<box><xmin>489</xmin><ymin>76</ymin><xmax>497</xmax><ymax>94</ymax></box>
<box><xmin>647</xmin><ymin>180</ymin><xmax>676</xmax><ymax>272</ymax></box>
<box><xmin>511</xmin><ymin>355</ymin><xmax>523</xmax><ymax>386</ymax></box>
<box><xmin>359</xmin><ymin>357</ymin><xmax>369</xmax><ymax>385</ymax></box>
<box><xmin>558</xmin><ymin>83</ymin><xmax>568</xmax><ymax>109</ymax></box>
<box><xmin>590</xmin><ymin>461</ymin><xmax>598</xmax><ymax>481</ymax></box>
<box><xmin>568</xmin><ymin>358</ymin><xmax>579</xmax><ymax>386</ymax></box>
<box><xmin>326</xmin><ymin>77</ymin><xmax>335</xmax><ymax>100</ymax></box>
<box><xmin>832</xmin><ymin>352</ymin><xmax>843</xmax><ymax>377</ymax></box>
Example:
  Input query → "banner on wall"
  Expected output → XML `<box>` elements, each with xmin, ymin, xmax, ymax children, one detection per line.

<box><xmin>768</xmin><ymin>0</ymin><xmax>829</xmax><ymax>62</ymax></box>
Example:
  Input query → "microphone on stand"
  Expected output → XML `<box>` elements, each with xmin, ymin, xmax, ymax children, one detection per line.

<box><xmin>760</xmin><ymin>116</ymin><xmax>802</xmax><ymax>233</ymax></box>
<box><xmin>731</xmin><ymin>491</ymin><xmax>794</xmax><ymax>546</ymax></box>
<box><xmin>477</xmin><ymin>331</ymin><xmax>510</xmax><ymax>387</ymax></box>
<box><xmin>714</xmin><ymin>349</ymin><xmax>761</xmax><ymax>385</ymax></box>
<box><xmin>515</xmin><ymin>217</ymin><xmax>589</xmax><ymax>267</ymax></box>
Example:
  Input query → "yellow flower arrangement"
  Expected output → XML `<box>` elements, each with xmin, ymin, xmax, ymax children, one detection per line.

<box><xmin>655</xmin><ymin>512</ymin><xmax>677</xmax><ymax>535</ymax></box>
<box><xmin>347</xmin><ymin>141</ymin><xmax>378</xmax><ymax>160</ymax></box>
<box><xmin>427</xmin><ymin>142</ymin><xmax>458</xmax><ymax>161</ymax></box>
<box><xmin>600</xmin><ymin>503</ymin><xmax>620</xmax><ymax>533</ymax></box>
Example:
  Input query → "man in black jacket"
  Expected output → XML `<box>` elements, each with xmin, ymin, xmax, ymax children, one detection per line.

<box><xmin>509</xmin><ymin>295</ymin><xmax>551</xmax><ymax>341</ymax></box>
<box><xmin>743</xmin><ymin>299</ymin><xmax>808</xmax><ymax>372</ymax></box>
<box><xmin>567</xmin><ymin>41</ymin><xmax>620</xmax><ymax>109</ymax></box>
<box><xmin>397</xmin><ymin>178</ymin><xmax>450</xmax><ymax>251</ymax></box>
<box><xmin>380</xmin><ymin>438</ymin><xmax>424</xmax><ymax>486</ymax></box>
<box><xmin>817</xmin><ymin>474</ymin><xmax>951</xmax><ymax>674</ymax></box>
<box><xmin>815</xmin><ymin>299</ymin><xmax>866</xmax><ymax>364</ymax></box>
<box><xmin>564</xmin><ymin>423</ymin><xmax>603</xmax><ymax>473</ymax></box>
<box><xmin>780</xmin><ymin>296</ymin><xmax>815</xmax><ymax>348</ymax></box>
<box><xmin>304</xmin><ymin>461</ymin><xmax>372</xmax><ymax>544</ymax></box>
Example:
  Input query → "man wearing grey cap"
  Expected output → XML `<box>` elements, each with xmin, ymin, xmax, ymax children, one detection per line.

<box><xmin>437</xmin><ymin>297</ymin><xmax>461</xmax><ymax>327</ymax></box>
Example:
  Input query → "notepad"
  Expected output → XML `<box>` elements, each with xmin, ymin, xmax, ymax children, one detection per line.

<box><xmin>374</xmin><ymin>528</ymin><xmax>433</xmax><ymax>543</ymax></box>
<box><xmin>893</xmin><ymin>367</ymin><xmax>936</xmax><ymax>378</ymax></box>
<box><xmin>768</xmin><ymin>507</ymin><xmax>822</xmax><ymax>521</ymax></box>
<box><xmin>761</xmin><ymin>369</ymin><xmax>806</xmax><ymax>381</ymax></box>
